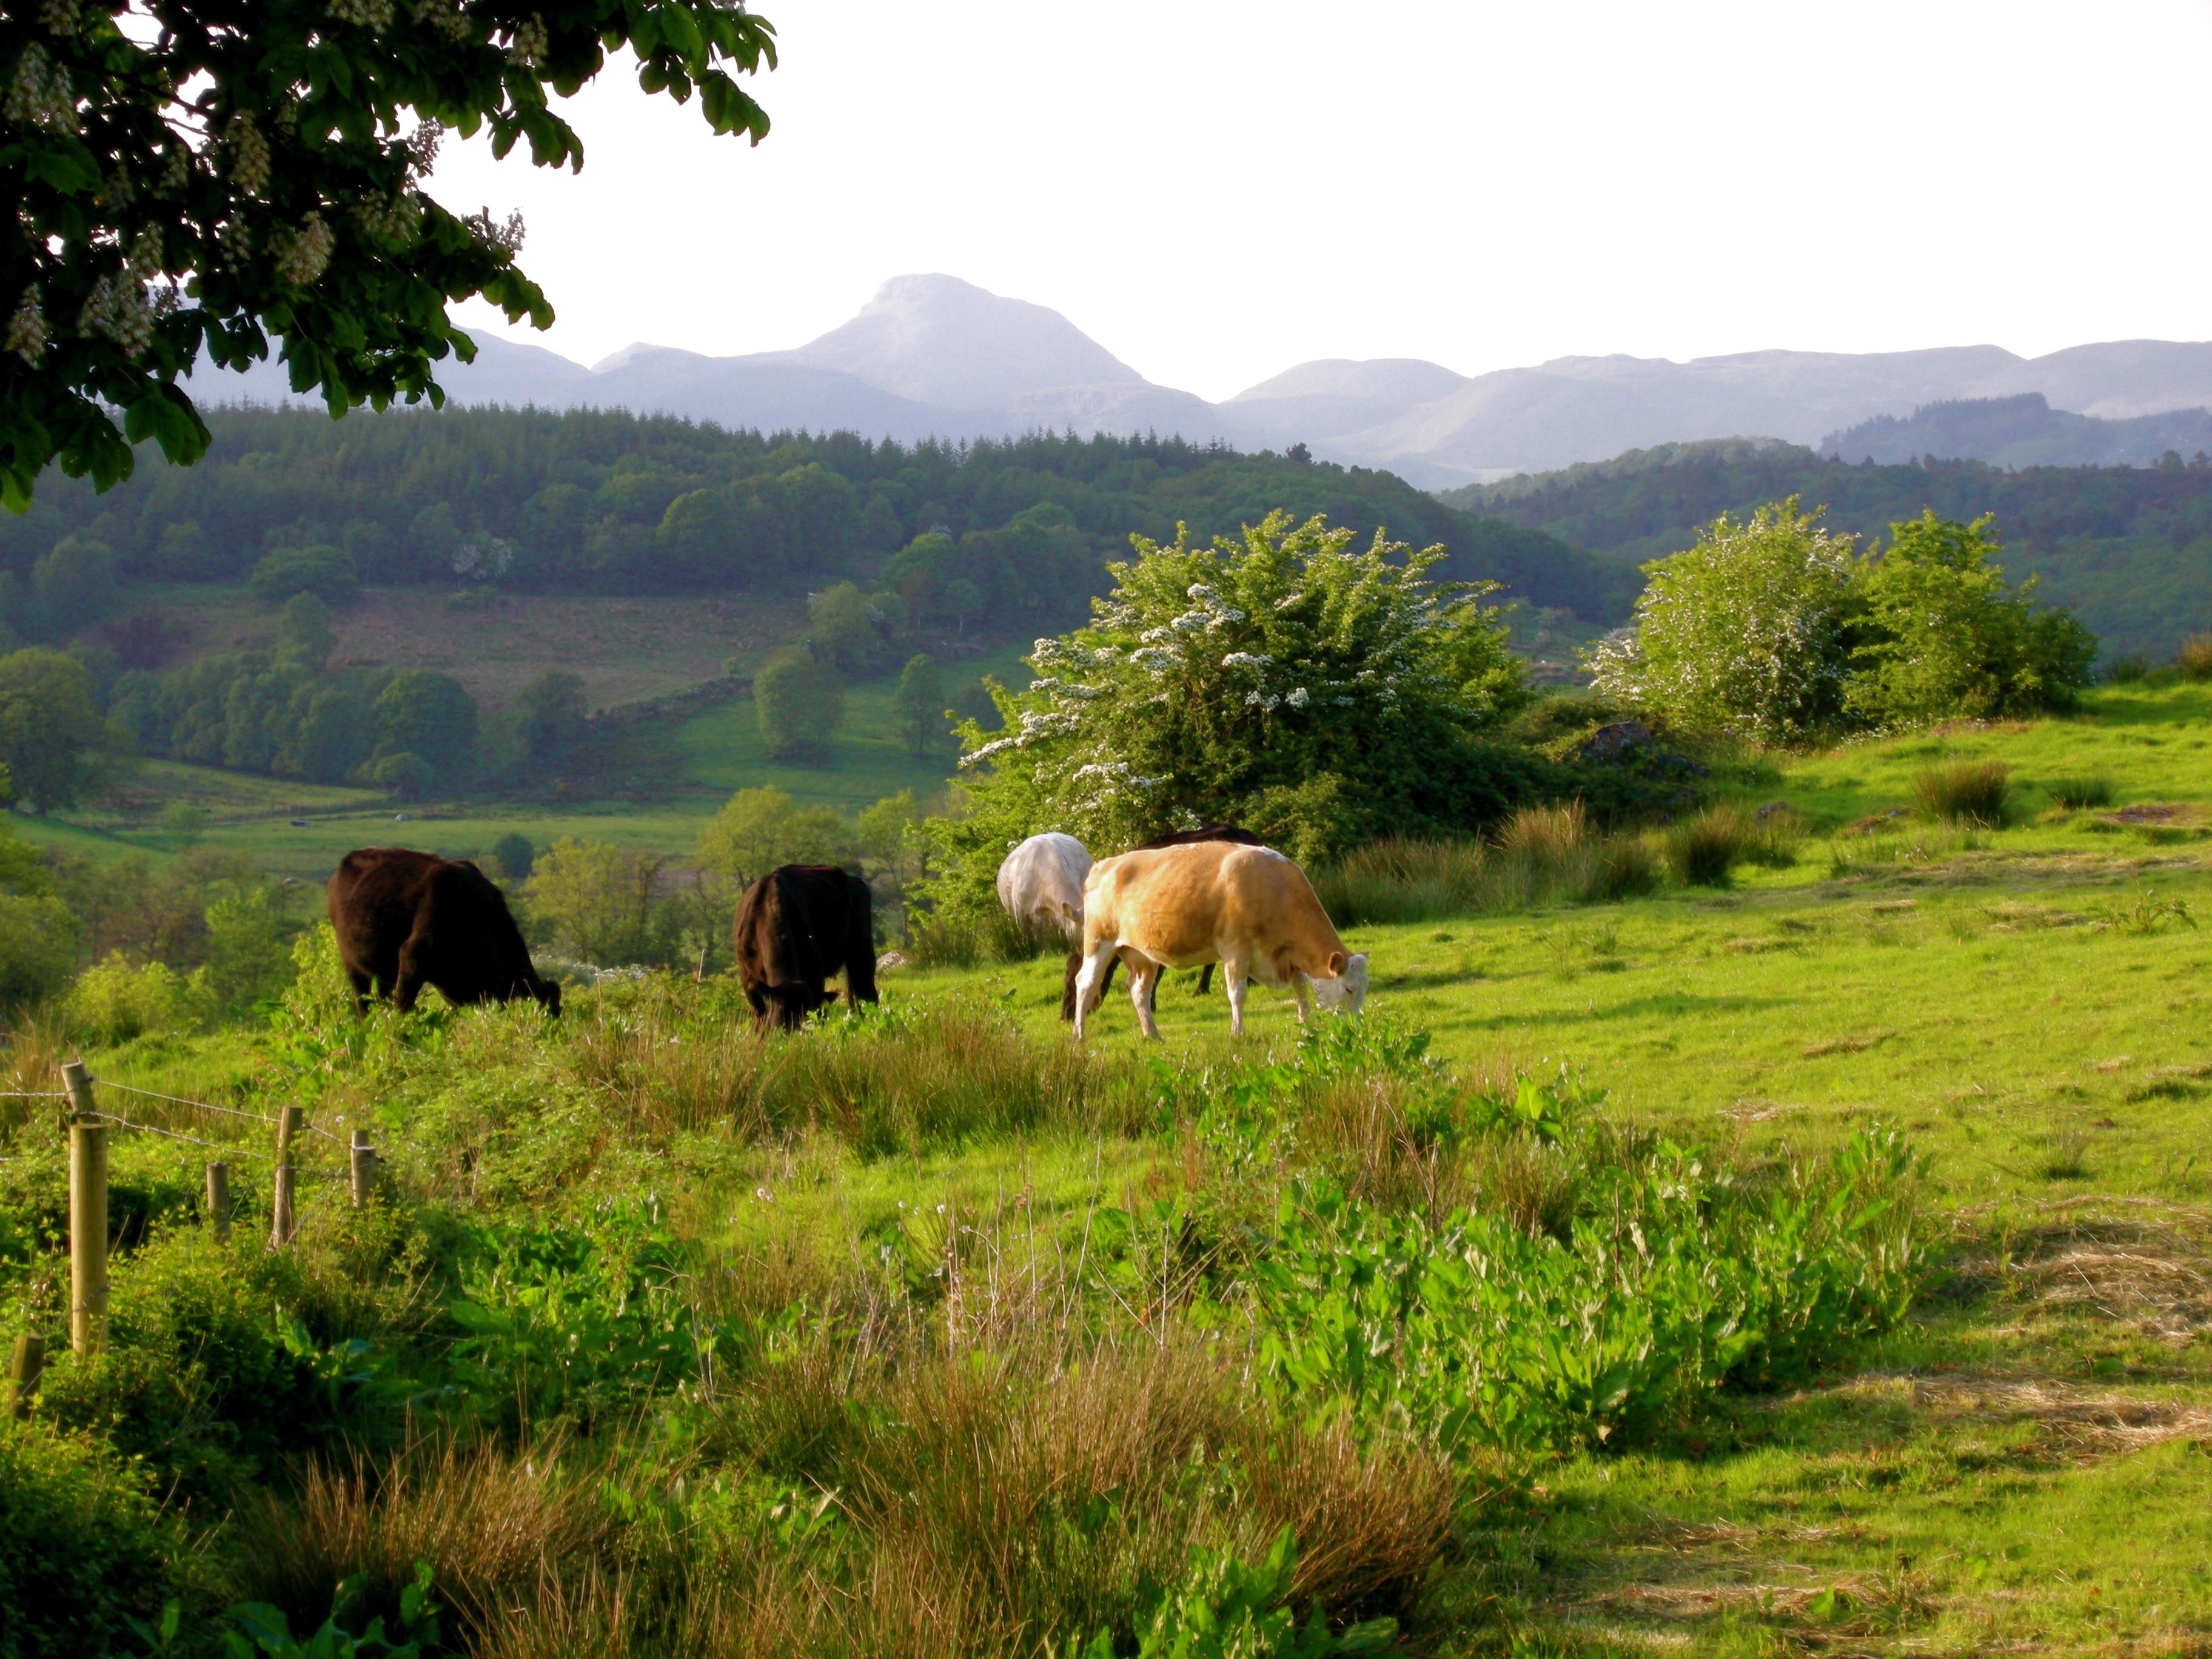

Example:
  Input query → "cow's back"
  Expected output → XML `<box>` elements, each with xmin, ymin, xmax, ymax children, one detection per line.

<box><xmin>328</xmin><ymin>847</ymin><xmax>438</xmax><ymax>958</ymax></box>
<box><xmin>1089</xmin><ymin>841</ymin><xmax>1342</xmax><ymax>977</ymax></box>
<box><xmin>997</xmin><ymin>833</ymin><xmax>1090</xmax><ymax>927</ymax></box>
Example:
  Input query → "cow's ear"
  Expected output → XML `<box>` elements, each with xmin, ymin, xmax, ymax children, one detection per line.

<box><xmin>1326</xmin><ymin>951</ymin><xmax>1347</xmax><ymax>977</ymax></box>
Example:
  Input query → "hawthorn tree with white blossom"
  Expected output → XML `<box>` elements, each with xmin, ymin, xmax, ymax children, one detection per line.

<box><xmin>926</xmin><ymin>510</ymin><xmax>1537</xmax><ymax>910</ymax></box>
<box><xmin>2</xmin><ymin>0</ymin><xmax>776</xmax><ymax>510</ymax></box>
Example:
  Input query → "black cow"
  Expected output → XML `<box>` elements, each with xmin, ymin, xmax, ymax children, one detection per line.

<box><xmin>327</xmin><ymin>847</ymin><xmax>561</xmax><ymax>1016</ymax></box>
<box><xmin>732</xmin><ymin>864</ymin><xmax>879</xmax><ymax>1033</ymax></box>
<box><xmin>1058</xmin><ymin>824</ymin><xmax>1266</xmax><ymax>1020</ymax></box>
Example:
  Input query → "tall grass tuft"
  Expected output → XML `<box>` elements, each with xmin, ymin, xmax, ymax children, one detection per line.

<box><xmin>1663</xmin><ymin>805</ymin><xmax>1751</xmax><ymax>887</ymax></box>
<box><xmin>2177</xmin><ymin>633</ymin><xmax>2212</xmax><ymax>682</ymax></box>
<box><xmin>1911</xmin><ymin>760</ymin><xmax>2012</xmax><ymax>827</ymax></box>
<box><xmin>1313</xmin><ymin>810</ymin><xmax>1661</xmax><ymax>928</ymax></box>
<box><xmin>907</xmin><ymin>907</ymin><xmax>1067</xmax><ymax>969</ymax></box>
<box><xmin>2046</xmin><ymin>775</ymin><xmax>2116</xmax><ymax>810</ymax></box>
<box><xmin>2104</xmin><ymin>653</ymin><xmax>2150</xmax><ymax>683</ymax></box>
<box><xmin>1312</xmin><ymin>838</ymin><xmax>1487</xmax><ymax>926</ymax></box>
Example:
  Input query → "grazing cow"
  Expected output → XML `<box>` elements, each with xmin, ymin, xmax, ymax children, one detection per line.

<box><xmin>732</xmin><ymin>864</ymin><xmax>879</xmax><ymax>1033</ymax></box>
<box><xmin>1073</xmin><ymin>840</ymin><xmax>1367</xmax><ymax>1041</ymax></box>
<box><xmin>997</xmin><ymin>833</ymin><xmax>1091</xmax><ymax>942</ymax></box>
<box><xmin>327</xmin><ymin>848</ymin><xmax>561</xmax><ymax>1016</ymax></box>
<box><xmin>1058</xmin><ymin>825</ymin><xmax>1264</xmax><ymax>1019</ymax></box>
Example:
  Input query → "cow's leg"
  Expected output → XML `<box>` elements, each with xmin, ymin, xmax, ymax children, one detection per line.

<box><xmin>1071</xmin><ymin>942</ymin><xmax>1118</xmax><ymax>1041</ymax></box>
<box><xmin>392</xmin><ymin>933</ymin><xmax>431</xmax><ymax>1013</ymax></box>
<box><xmin>1222</xmin><ymin>958</ymin><xmax>1250</xmax><ymax>1038</ymax></box>
<box><xmin>1060</xmin><ymin>951</ymin><xmax>1083</xmax><ymax>1022</ymax></box>
<box><xmin>1196</xmin><ymin>964</ymin><xmax>1214</xmax><ymax>997</ymax></box>
<box><xmin>1128</xmin><ymin>958</ymin><xmax>1163</xmax><ymax>1041</ymax></box>
<box><xmin>344</xmin><ymin>967</ymin><xmax>373</xmax><ymax>1017</ymax></box>
<box><xmin>1292</xmin><ymin>971</ymin><xmax>1314</xmax><ymax>1026</ymax></box>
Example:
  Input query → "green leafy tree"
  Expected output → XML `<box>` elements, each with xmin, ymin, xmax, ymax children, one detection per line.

<box><xmin>931</xmin><ymin>510</ymin><xmax>1535</xmax><ymax>907</ymax></box>
<box><xmin>1847</xmin><ymin>511</ymin><xmax>2096</xmax><ymax>723</ymax></box>
<box><xmin>491</xmin><ymin>831</ymin><xmax>535</xmax><ymax>883</ymax></box>
<box><xmin>1586</xmin><ymin>498</ymin><xmax>1858</xmax><ymax>741</ymax></box>
<box><xmin>373</xmin><ymin>669</ymin><xmax>476</xmax><ymax>778</ymax></box>
<box><xmin>275</xmin><ymin>592</ymin><xmax>337</xmax><ymax>669</ymax></box>
<box><xmin>367</xmin><ymin>750</ymin><xmax>432</xmax><ymax>801</ymax></box>
<box><xmin>202</xmin><ymin>884</ymin><xmax>296</xmax><ymax>1008</ymax></box>
<box><xmin>694</xmin><ymin>785</ymin><xmax>854</xmax><ymax>890</ymax></box>
<box><xmin>514</xmin><ymin>668</ymin><xmax>589</xmax><ymax>763</ymax></box>
<box><xmin>890</xmin><ymin>654</ymin><xmax>946</xmax><ymax>757</ymax></box>
<box><xmin>31</xmin><ymin>534</ymin><xmax>119</xmax><ymax>637</ymax></box>
<box><xmin>159</xmin><ymin>799</ymin><xmax>205</xmax><ymax>845</ymax></box>
<box><xmin>249</xmin><ymin>546</ymin><xmax>360</xmax><ymax>608</ymax></box>
<box><xmin>806</xmin><ymin>581</ymin><xmax>882</xmax><ymax>675</ymax></box>
<box><xmin>942</xmin><ymin>577</ymin><xmax>984</xmax><ymax>635</ymax></box>
<box><xmin>753</xmin><ymin>648</ymin><xmax>843</xmax><ymax>762</ymax></box>
<box><xmin>1</xmin><ymin>0</ymin><xmax>779</xmax><ymax>509</ymax></box>
<box><xmin>526</xmin><ymin>837</ymin><xmax>667</xmax><ymax>965</ymax></box>
<box><xmin>0</xmin><ymin>646</ymin><xmax>117</xmax><ymax>809</ymax></box>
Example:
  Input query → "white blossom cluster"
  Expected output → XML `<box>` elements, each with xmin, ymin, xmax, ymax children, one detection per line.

<box><xmin>328</xmin><ymin>0</ymin><xmax>396</xmax><ymax>29</ymax></box>
<box><xmin>6</xmin><ymin>289</ymin><xmax>49</xmax><ymax>367</ymax></box>
<box><xmin>506</xmin><ymin>13</ymin><xmax>550</xmax><ymax>67</ymax></box>
<box><xmin>453</xmin><ymin>535</ymin><xmax>516</xmax><ymax>582</ymax></box>
<box><xmin>78</xmin><ymin>270</ymin><xmax>153</xmax><ymax>356</ymax></box>
<box><xmin>6</xmin><ymin>44</ymin><xmax>76</xmax><ymax>132</ymax></box>
<box><xmin>464</xmin><ymin>206</ymin><xmax>526</xmax><ymax>254</ymax></box>
<box><xmin>225</xmin><ymin>110</ymin><xmax>270</xmax><ymax>196</ymax></box>
<box><xmin>412</xmin><ymin>0</ymin><xmax>474</xmax><ymax>42</ymax></box>
<box><xmin>270</xmin><ymin>213</ymin><xmax>335</xmax><ymax>286</ymax></box>
<box><xmin>354</xmin><ymin>190</ymin><xmax>421</xmax><ymax>244</ymax></box>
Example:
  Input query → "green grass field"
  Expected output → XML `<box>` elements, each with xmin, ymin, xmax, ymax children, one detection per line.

<box><xmin>18</xmin><ymin>641</ymin><xmax>1030</xmax><ymax>878</ymax></box>
<box><xmin>14</xmin><ymin>683</ymin><xmax>2212</xmax><ymax>1654</ymax></box>
<box><xmin>843</xmin><ymin>686</ymin><xmax>2212</xmax><ymax>1654</ymax></box>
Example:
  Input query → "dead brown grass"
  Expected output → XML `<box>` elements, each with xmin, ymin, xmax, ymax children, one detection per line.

<box><xmin>229</xmin><ymin>1435</ymin><xmax>618</xmax><ymax>1641</ymax></box>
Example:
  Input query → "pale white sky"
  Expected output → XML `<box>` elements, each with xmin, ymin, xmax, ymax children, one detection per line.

<box><xmin>435</xmin><ymin>0</ymin><xmax>2212</xmax><ymax>403</ymax></box>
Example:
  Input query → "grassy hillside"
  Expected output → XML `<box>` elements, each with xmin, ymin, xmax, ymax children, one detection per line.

<box><xmin>6</xmin><ymin>685</ymin><xmax>2210</xmax><ymax>1653</ymax></box>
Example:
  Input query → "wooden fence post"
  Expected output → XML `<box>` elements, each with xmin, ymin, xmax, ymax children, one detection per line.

<box><xmin>206</xmin><ymin>1162</ymin><xmax>231</xmax><ymax>1244</ymax></box>
<box><xmin>349</xmin><ymin>1128</ymin><xmax>376</xmax><ymax>1209</ymax></box>
<box><xmin>61</xmin><ymin>1063</ymin><xmax>107</xmax><ymax>1356</ymax></box>
<box><xmin>6</xmin><ymin>1333</ymin><xmax>41</xmax><ymax>1418</ymax></box>
<box><xmin>271</xmin><ymin>1105</ymin><xmax>301</xmax><ymax>1247</ymax></box>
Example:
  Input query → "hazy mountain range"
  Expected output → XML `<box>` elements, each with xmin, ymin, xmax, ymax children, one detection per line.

<box><xmin>203</xmin><ymin>273</ymin><xmax>2212</xmax><ymax>484</ymax></box>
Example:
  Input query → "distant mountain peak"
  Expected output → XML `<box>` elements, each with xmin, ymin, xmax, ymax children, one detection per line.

<box><xmin>785</xmin><ymin>273</ymin><xmax>1147</xmax><ymax>410</ymax></box>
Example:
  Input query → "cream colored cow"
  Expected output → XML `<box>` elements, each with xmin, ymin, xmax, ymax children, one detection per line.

<box><xmin>1072</xmin><ymin>840</ymin><xmax>1367</xmax><ymax>1040</ymax></box>
<box><xmin>996</xmin><ymin>831</ymin><xmax>1091</xmax><ymax>942</ymax></box>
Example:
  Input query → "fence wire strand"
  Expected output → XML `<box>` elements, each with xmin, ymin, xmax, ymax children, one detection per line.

<box><xmin>88</xmin><ymin>1111</ymin><xmax>276</xmax><ymax>1161</ymax></box>
<box><xmin>95</xmin><ymin>1081</ymin><xmax>283</xmax><ymax>1125</ymax></box>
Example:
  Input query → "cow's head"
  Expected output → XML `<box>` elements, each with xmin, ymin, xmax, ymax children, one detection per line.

<box><xmin>1312</xmin><ymin>951</ymin><xmax>1369</xmax><ymax>1016</ymax></box>
<box><xmin>533</xmin><ymin>977</ymin><xmax>563</xmax><ymax>1018</ymax></box>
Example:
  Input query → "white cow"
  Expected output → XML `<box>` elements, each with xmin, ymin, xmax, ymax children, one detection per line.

<box><xmin>996</xmin><ymin>832</ymin><xmax>1091</xmax><ymax>942</ymax></box>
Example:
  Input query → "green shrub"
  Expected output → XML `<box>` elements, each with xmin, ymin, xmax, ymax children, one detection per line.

<box><xmin>1239</xmin><ymin>1122</ymin><xmax>1921</xmax><ymax>1458</ymax></box>
<box><xmin>1664</xmin><ymin>804</ymin><xmax>1750</xmax><ymax>886</ymax></box>
<box><xmin>1911</xmin><ymin>759</ymin><xmax>2011</xmax><ymax>826</ymax></box>
<box><xmin>2177</xmin><ymin>633</ymin><xmax>2212</xmax><ymax>682</ymax></box>
<box><xmin>250</xmin><ymin>545</ymin><xmax>360</xmax><ymax>608</ymax></box>
<box><xmin>2046</xmin><ymin>776</ymin><xmax>2116</xmax><ymax>810</ymax></box>
<box><xmin>65</xmin><ymin>951</ymin><xmax>209</xmax><ymax>1044</ymax></box>
<box><xmin>0</xmin><ymin>1420</ymin><xmax>181</xmax><ymax>1657</ymax></box>
<box><xmin>2104</xmin><ymin>653</ymin><xmax>2148</xmax><ymax>683</ymax></box>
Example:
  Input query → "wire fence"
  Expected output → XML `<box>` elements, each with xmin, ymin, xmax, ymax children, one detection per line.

<box><xmin>85</xmin><ymin>1111</ymin><xmax>276</xmax><ymax>1161</ymax></box>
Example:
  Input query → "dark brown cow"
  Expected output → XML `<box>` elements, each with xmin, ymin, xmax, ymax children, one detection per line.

<box><xmin>732</xmin><ymin>864</ymin><xmax>879</xmax><ymax>1033</ymax></box>
<box><xmin>327</xmin><ymin>847</ymin><xmax>561</xmax><ymax>1016</ymax></box>
<box><xmin>1058</xmin><ymin>824</ymin><xmax>1265</xmax><ymax>1019</ymax></box>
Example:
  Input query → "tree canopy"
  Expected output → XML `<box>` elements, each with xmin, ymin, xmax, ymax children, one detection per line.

<box><xmin>931</xmin><ymin>511</ymin><xmax>1539</xmax><ymax>905</ymax></box>
<box><xmin>2</xmin><ymin>0</ymin><xmax>777</xmax><ymax>509</ymax></box>
<box><xmin>1587</xmin><ymin>501</ymin><xmax>2097</xmax><ymax>738</ymax></box>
